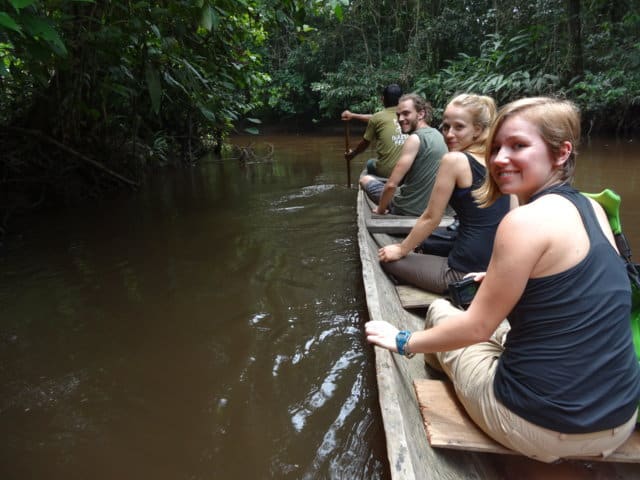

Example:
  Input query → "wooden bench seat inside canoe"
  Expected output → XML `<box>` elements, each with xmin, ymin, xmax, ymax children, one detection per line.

<box><xmin>396</xmin><ymin>284</ymin><xmax>443</xmax><ymax>309</ymax></box>
<box><xmin>414</xmin><ymin>379</ymin><xmax>640</xmax><ymax>463</ymax></box>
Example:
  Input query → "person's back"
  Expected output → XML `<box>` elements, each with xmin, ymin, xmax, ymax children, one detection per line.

<box><xmin>391</xmin><ymin>126</ymin><xmax>447</xmax><ymax>216</ymax></box>
<box><xmin>364</xmin><ymin>107</ymin><xmax>406</xmax><ymax>177</ymax></box>
<box><xmin>446</xmin><ymin>153</ymin><xmax>510</xmax><ymax>273</ymax></box>
<box><xmin>494</xmin><ymin>184</ymin><xmax>640</xmax><ymax>433</ymax></box>
<box><xmin>343</xmin><ymin>83</ymin><xmax>407</xmax><ymax>177</ymax></box>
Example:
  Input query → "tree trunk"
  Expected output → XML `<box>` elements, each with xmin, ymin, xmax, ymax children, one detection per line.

<box><xmin>566</xmin><ymin>0</ymin><xmax>584</xmax><ymax>80</ymax></box>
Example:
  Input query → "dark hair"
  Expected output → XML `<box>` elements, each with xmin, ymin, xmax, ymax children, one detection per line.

<box><xmin>382</xmin><ymin>84</ymin><xmax>403</xmax><ymax>107</ymax></box>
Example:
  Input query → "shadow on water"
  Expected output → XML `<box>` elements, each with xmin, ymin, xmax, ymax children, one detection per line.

<box><xmin>0</xmin><ymin>133</ymin><xmax>638</xmax><ymax>479</ymax></box>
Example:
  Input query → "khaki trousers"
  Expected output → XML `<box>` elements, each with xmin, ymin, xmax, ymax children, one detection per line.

<box><xmin>426</xmin><ymin>298</ymin><xmax>638</xmax><ymax>463</ymax></box>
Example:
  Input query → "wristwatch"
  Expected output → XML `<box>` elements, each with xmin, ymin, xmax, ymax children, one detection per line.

<box><xmin>396</xmin><ymin>330</ymin><xmax>415</xmax><ymax>358</ymax></box>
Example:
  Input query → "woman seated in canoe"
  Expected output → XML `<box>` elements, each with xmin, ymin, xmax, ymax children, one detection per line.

<box><xmin>366</xmin><ymin>97</ymin><xmax>640</xmax><ymax>462</ymax></box>
<box><xmin>378</xmin><ymin>93</ymin><xmax>513</xmax><ymax>293</ymax></box>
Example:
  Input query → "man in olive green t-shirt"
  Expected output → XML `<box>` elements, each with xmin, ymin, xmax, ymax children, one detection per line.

<box><xmin>342</xmin><ymin>84</ymin><xmax>407</xmax><ymax>178</ymax></box>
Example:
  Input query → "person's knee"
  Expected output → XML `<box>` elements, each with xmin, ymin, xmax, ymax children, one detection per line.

<box><xmin>359</xmin><ymin>175</ymin><xmax>374</xmax><ymax>187</ymax></box>
<box><xmin>430</xmin><ymin>297</ymin><xmax>457</xmax><ymax>312</ymax></box>
<box><xmin>427</xmin><ymin>298</ymin><xmax>460</xmax><ymax>327</ymax></box>
<box><xmin>366</xmin><ymin>159</ymin><xmax>377</xmax><ymax>175</ymax></box>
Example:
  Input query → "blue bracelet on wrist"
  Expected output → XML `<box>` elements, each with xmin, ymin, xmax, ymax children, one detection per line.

<box><xmin>396</xmin><ymin>330</ymin><xmax>415</xmax><ymax>358</ymax></box>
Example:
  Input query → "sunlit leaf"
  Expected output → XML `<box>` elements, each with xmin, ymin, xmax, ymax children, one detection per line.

<box><xmin>201</xmin><ymin>5</ymin><xmax>212</xmax><ymax>31</ymax></box>
<box><xmin>244</xmin><ymin>127</ymin><xmax>259</xmax><ymax>135</ymax></box>
<box><xmin>163</xmin><ymin>71</ymin><xmax>189</xmax><ymax>96</ymax></box>
<box><xmin>246</xmin><ymin>117</ymin><xmax>262</xmax><ymax>124</ymax></box>
<box><xmin>334</xmin><ymin>4</ymin><xmax>343</xmax><ymax>22</ymax></box>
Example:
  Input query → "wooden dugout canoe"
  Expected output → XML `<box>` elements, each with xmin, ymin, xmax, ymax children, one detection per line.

<box><xmin>356</xmin><ymin>187</ymin><xmax>640</xmax><ymax>479</ymax></box>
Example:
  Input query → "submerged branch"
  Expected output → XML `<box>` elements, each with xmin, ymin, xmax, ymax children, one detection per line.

<box><xmin>8</xmin><ymin>127</ymin><xmax>140</xmax><ymax>188</ymax></box>
<box><xmin>229</xmin><ymin>142</ymin><xmax>275</xmax><ymax>163</ymax></box>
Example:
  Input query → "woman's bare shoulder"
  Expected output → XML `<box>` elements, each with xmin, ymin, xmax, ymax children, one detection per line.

<box><xmin>441</xmin><ymin>150</ymin><xmax>470</xmax><ymax>163</ymax></box>
<box><xmin>499</xmin><ymin>194</ymin><xmax>583</xmax><ymax>247</ymax></box>
<box><xmin>497</xmin><ymin>200</ymin><xmax>553</xmax><ymax>238</ymax></box>
<box><xmin>439</xmin><ymin>151</ymin><xmax>472</xmax><ymax>178</ymax></box>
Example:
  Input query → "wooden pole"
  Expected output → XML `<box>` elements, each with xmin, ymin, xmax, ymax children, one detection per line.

<box><xmin>344</xmin><ymin>121</ymin><xmax>351</xmax><ymax>188</ymax></box>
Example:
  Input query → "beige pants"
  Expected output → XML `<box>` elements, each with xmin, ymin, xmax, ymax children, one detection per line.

<box><xmin>427</xmin><ymin>298</ymin><xmax>638</xmax><ymax>463</ymax></box>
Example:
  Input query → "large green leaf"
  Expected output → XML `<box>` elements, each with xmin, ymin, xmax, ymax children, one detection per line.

<box><xmin>9</xmin><ymin>0</ymin><xmax>38</xmax><ymax>10</ymax></box>
<box><xmin>0</xmin><ymin>59</ymin><xmax>9</xmax><ymax>77</ymax></box>
<box><xmin>199</xmin><ymin>105</ymin><xmax>216</xmax><ymax>122</ymax></box>
<box><xmin>0</xmin><ymin>12</ymin><xmax>21</xmax><ymax>32</ymax></box>
<box><xmin>145</xmin><ymin>63</ymin><xmax>162</xmax><ymax>114</ymax></box>
<box><xmin>201</xmin><ymin>5</ymin><xmax>217</xmax><ymax>31</ymax></box>
<box><xmin>21</xmin><ymin>14</ymin><xmax>67</xmax><ymax>56</ymax></box>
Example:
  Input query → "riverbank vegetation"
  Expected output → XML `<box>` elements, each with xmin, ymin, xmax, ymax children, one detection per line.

<box><xmin>263</xmin><ymin>0</ymin><xmax>639</xmax><ymax>136</ymax></box>
<box><xmin>0</xmin><ymin>0</ymin><xmax>638</xmax><ymax>231</ymax></box>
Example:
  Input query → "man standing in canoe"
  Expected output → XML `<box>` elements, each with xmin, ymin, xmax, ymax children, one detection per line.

<box><xmin>342</xmin><ymin>83</ymin><xmax>407</xmax><ymax>178</ymax></box>
<box><xmin>359</xmin><ymin>93</ymin><xmax>449</xmax><ymax>216</ymax></box>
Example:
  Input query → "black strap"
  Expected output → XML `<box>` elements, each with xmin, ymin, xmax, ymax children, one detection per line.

<box><xmin>615</xmin><ymin>232</ymin><xmax>640</xmax><ymax>289</ymax></box>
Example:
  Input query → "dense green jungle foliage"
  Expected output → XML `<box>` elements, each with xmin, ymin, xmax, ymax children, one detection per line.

<box><xmin>0</xmin><ymin>0</ymin><xmax>638</xmax><ymax>232</ymax></box>
<box><xmin>263</xmin><ymin>0</ymin><xmax>640</xmax><ymax>134</ymax></box>
<box><xmin>0</xmin><ymin>0</ymin><xmax>338</xmax><ymax>232</ymax></box>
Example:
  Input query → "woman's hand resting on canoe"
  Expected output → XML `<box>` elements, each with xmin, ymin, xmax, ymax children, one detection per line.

<box><xmin>378</xmin><ymin>244</ymin><xmax>405</xmax><ymax>262</ymax></box>
<box><xmin>365</xmin><ymin>320</ymin><xmax>400</xmax><ymax>352</ymax></box>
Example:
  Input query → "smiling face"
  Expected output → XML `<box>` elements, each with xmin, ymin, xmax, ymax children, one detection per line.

<box><xmin>489</xmin><ymin>115</ymin><xmax>571</xmax><ymax>203</ymax></box>
<box><xmin>474</xmin><ymin>97</ymin><xmax>580</xmax><ymax>208</ymax></box>
<box><xmin>396</xmin><ymin>99</ymin><xmax>424</xmax><ymax>134</ymax></box>
<box><xmin>441</xmin><ymin>105</ymin><xmax>482</xmax><ymax>152</ymax></box>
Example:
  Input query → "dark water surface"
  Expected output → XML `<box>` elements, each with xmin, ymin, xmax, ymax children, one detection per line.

<box><xmin>0</xmin><ymin>134</ymin><xmax>638</xmax><ymax>479</ymax></box>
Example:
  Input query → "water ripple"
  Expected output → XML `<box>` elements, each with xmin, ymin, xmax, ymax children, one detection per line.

<box><xmin>300</xmin><ymin>372</ymin><xmax>365</xmax><ymax>479</ymax></box>
<box><xmin>289</xmin><ymin>350</ymin><xmax>362</xmax><ymax>432</ymax></box>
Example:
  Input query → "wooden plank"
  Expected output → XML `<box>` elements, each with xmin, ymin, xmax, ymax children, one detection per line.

<box><xmin>396</xmin><ymin>285</ymin><xmax>443</xmax><ymax>309</ymax></box>
<box><xmin>361</xmin><ymin>193</ymin><xmax>416</xmax><ymax>233</ymax></box>
<box><xmin>367</xmin><ymin>216</ymin><xmax>418</xmax><ymax>234</ymax></box>
<box><xmin>414</xmin><ymin>379</ymin><xmax>513</xmax><ymax>455</ymax></box>
<box><xmin>361</xmin><ymin>187</ymin><xmax>456</xmax><ymax>234</ymax></box>
<box><xmin>414</xmin><ymin>379</ymin><xmax>640</xmax><ymax>463</ymax></box>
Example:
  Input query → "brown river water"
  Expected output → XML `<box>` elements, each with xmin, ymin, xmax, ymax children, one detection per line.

<box><xmin>0</xmin><ymin>133</ymin><xmax>639</xmax><ymax>479</ymax></box>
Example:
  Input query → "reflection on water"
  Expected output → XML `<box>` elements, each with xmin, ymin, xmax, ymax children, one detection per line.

<box><xmin>0</xmin><ymin>134</ymin><xmax>638</xmax><ymax>480</ymax></box>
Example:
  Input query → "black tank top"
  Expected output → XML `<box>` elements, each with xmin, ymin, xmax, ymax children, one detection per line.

<box><xmin>447</xmin><ymin>153</ymin><xmax>510</xmax><ymax>272</ymax></box>
<box><xmin>494</xmin><ymin>183</ymin><xmax>640</xmax><ymax>432</ymax></box>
